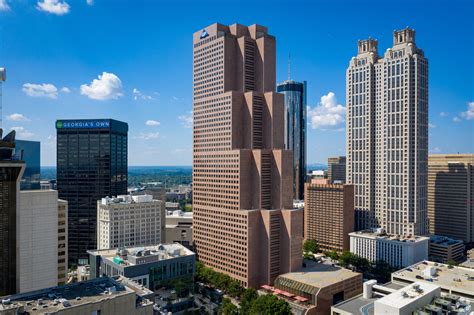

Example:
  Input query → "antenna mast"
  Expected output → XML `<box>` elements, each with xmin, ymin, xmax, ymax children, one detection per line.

<box><xmin>0</xmin><ymin>68</ymin><xmax>5</xmax><ymax>129</ymax></box>
<box><xmin>288</xmin><ymin>53</ymin><xmax>291</xmax><ymax>80</ymax></box>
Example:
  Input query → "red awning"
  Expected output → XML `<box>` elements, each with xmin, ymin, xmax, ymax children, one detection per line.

<box><xmin>261</xmin><ymin>285</ymin><xmax>273</xmax><ymax>290</ymax></box>
<box><xmin>274</xmin><ymin>289</ymin><xmax>283</xmax><ymax>294</ymax></box>
<box><xmin>281</xmin><ymin>291</ymin><xmax>294</xmax><ymax>298</ymax></box>
<box><xmin>295</xmin><ymin>296</ymin><xmax>309</xmax><ymax>302</ymax></box>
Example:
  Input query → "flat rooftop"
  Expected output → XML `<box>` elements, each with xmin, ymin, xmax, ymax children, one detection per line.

<box><xmin>349</xmin><ymin>229</ymin><xmax>429</xmax><ymax>243</ymax></box>
<box><xmin>392</xmin><ymin>261</ymin><xmax>474</xmax><ymax>298</ymax></box>
<box><xmin>0</xmin><ymin>277</ymin><xmax>152</xmax><ymax>314</ymax></box>
<box><xmin>376</xmin><ymin>282</ymin><xmax>440</xmax><ymax>309</ymax></box>
<box><xmin>278</xmin><ymin>260</ymin><xmax>361</xmax><ymax>289</ymax></box>
<box><xmin>331</xmin><ymin>282</ymin><xmax>405</xmax><ymax>315</ymax></box>
<box><xmin>88</xmin><ymin>243</ymin><xmax>194</xmax><ymax>267</ymax></box>
<box><xmin>429</xmin><ymin>236</ymin><xmax>464</xmax><ymax>246</ymax></box>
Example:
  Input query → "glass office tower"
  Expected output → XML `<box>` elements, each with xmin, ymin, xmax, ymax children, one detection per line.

<box><xmin>15</xmin><ymin>140</ymin><xmax>41</xmax><ymax>190</ymax></box>
<box><xmin>0</xmin><ymin>130</ymin><xmax>25</xmax><ymax>296</ymax></box>
<box><xmin>56</xmin><ymin>119</ymin><xmax>128</xmax><ymax>265</ymax></box>
<box><xmin>277</xmin><ymin>80</ymin><xmax>307</xmax><ymax>200</ymax></box>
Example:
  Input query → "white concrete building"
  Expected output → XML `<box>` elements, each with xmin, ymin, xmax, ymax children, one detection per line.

<box><xmin>374</xmin><ymin>282</ymin><xmax>440</xmax><ymax>315</ymax></box>
<box><xmin>346</xmin><ymin>28</ymin><xmax>428</xmax><ymax>236</ymax></box>
<box><xmin>18</xmin><ymin>190</ymin><xmax>66</xmax><ymax>293</ymax></box>
<box><xmin>350</xmin><ymin>229</ymin><xmax>428</xmax><ymax>268</ymax></box>
<box><xmin>165</xmin><ymin>210</ymin><xmax>192</xmax><ymax>247</ymax></box>
<box><xmin>97</xmin><ymin>194</ymin><xmax>164</xmax><ymax>250</ymax></box>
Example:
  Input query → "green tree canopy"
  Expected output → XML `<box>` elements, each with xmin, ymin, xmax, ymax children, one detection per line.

<box><xmin>249</xmin><ymin>295</ymin><xmax>291</xmax><ymax>315</ymax></box>
<box><xmin>303</xmin><ymin>239</ymin><xmax>319</xmax><ymax>254</ymax></box>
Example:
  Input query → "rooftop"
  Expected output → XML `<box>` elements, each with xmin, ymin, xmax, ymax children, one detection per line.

<box><xmin>277</xmin><ymin>260</ymin><xmax>361</xmax><ymax>289</ymax></box>
<box><xmin>375</xmin><ymin>282</ymin><xmax>440</xmax><ymax>309</ymax></box>
<box><xmin>0</xmin><ymin>277</ymin><xmax>152</xmax><ymax>314</ymax></box>
<box><xmin>392</xmin><ymin>261</ymin><xmax>474</xmax><ymax>299</ymax></box>
<box><xmin>349</xmin><ymin>228</ymin><xmax>429</xmax><ymax>243</ymax></box>
<box><xmin>100</xmin><ymin>194</ymin><xmax>159</xmax><ymax>205</ymax></box>
<box><xmin>166</xmin><ymin>210</ymin><xmax>192</xmax><ymax>218</ymax></box>
<box><xmin>429</xmin><ymin>235</ymin><xmax>464</xmax><ymax>247</ymax></box>
<box><xmin>88</xmin><ymin>243</ymin><xmax>194</xmax><ymax>267</ymax></box>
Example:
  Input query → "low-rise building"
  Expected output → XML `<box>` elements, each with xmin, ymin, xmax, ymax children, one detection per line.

<box><xmin>349</xmin><ymin>229</ymin><xmax>429</xmax><ymax>268</ymax></box>
<box><xmin>261</xmin><ymin>261</ymin><xmax>362</xmax><ymax>315</ymax></box>
<box><xmin>0</xmin><ymin>276</ymin><xmax>153</xmax><ymax>315</ymax></box>
<box><xmin>88</xmin><ymin>243</ymin><xmax>195</xmax><ymax>291</ymax></box>
<box><xmin>97</xmin><ymin>194</ymin><xmax>164</xmax><ymax>250</ymax></box>
<box><xmin>166</xmin><ymin>210</ymin><xmax>192</xmax><ymax>247</ymax></box>
<box><xmin>391</xmin><ymin>261</ymin><xmax>474</xmax><ymax>302</ymax></box>
<box><xmin>429</xmin><ymin>235</ymin><xmax>465</xmax><ymax>263</ymax></box>
<box><xmin>331</xmin><ymin>280</ymin><xmax>472</xmax><ymax>315</ymax></box>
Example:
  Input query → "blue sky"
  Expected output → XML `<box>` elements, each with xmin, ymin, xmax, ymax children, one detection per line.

<box><xmin>0</xmin><ymin>0</ymin><xmax>472</xmax><ymax>166</ymax></box>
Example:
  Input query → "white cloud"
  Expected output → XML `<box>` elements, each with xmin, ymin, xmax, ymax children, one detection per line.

<box><xmin>307</xmin><ymin>92</ymin><xmax>345</xmax><ymax>130</ymax></box>
<box><xmin>133</xmin><ymin>88</ymin><xmax>155</xmax><ymax>101</ymax></box>
<box><xmin>134</xmin><ymin>132</ymin><xmax>160</xmax><ymax>140</ymax></box>
<box><xmin>86</xmin><ymin>0</ymin><xmax>93</xmax><ymax>5</ymax></box>
<box><xmin>439</xmin><ymin>112</ymin><xmax>448</xmax><ymax>117</ymax></box>
<box><xmin>0</xmin><ymin>0</ymin><xmax>10</xmax><ymax>11</ymax></box>
<box><xmin>172</xmin><ymin>96</ymin><xmax>179</xmax><ymax>101</ymax></box>
<box><xmin>7</xmin><ymin>113</ymin><xmax>30</xmax><ymax>122</ymax></box>
<box><xmin>60</xmin><ymin>87</ymin><xmax>71</xmax><ymax>93</ymax></box>
<box><xmin>178</xmin><ymin>111</ymin><xmax>193</xmax><ymax>128</ymax></box>
<box><xmin>430</xmin><ymin>147</ymin><xmax>441</xmax><ymax>153</ymax></box>
<box><xmin>453</xmin><ymin>117</ymin><xmax>461</xmax><ymax>123</ymax></box>
<box><xmin>428</xmin><ymin>123</ymin><xmax>436</xmax><ymax>128</ymax></box>
<box><xmin>145</xmin><ymin>120</ymin><xmax>160</xmax><ymax>126</ymax></box>
<box><xmin>460</xmin><ymin>102</ymin><xmax>474</xmax><ymax>120</ymax></box>
<box><xmin>80</xmin><ymin>72</ymin><xmax>123</xmax><ymax>100</ymax></box>
<box><xmin>22</xmin><ymin>83</ymin><xmax>58</xmax><ymax>99</ymax></box>
<box><xmin>11</xmin><ymin>127</ymin><xmax>34</xmax><ymax>139</ymax></box>
<box><xmin>36</xmin><ymin>0</ymin><xmax>70</xmax><ymax>15</ymax></box>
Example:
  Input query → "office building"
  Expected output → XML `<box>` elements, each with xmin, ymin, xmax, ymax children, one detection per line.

<box><xmin>428</xmin><ymin>154</ymin><xmax>474</xmax><ymax>243</ymax></box>
<box><xmin>17</xmin><ymin>190</ymin><xmax>68</xmax><ymax>293</ymax></box>
<box><xmin>277</xmin><ymin>80</ymin><xmax>307</xmax><ymax>200</ymax></box>
<box><xmin>328</xmin><ymin>156</ymin><xmax>346</xmax><ymax>183</ymax></box>
<box><xmin>0</xmin><ymin>276</ymin><xmax>154</xmax><ymax>315</ymax></box>
<box><xmin>166</xmin><ymin>210</ymin><xmax>193</xmax><ymax>247</ymax></box>
<box><xmin>192</xmin><ymin>23</ymin><xmax>303</xmax><ymax>287</ymax></box>
<box><xmin>14</xmin><ymin>140</ymin><xmax>40</xmax><ymax>190</ymax></box>
<box><xmin>304</xmin><ymin>180</ymin><xmax>354</xmax><ymax>253</ymax></box>
<box><xmin>331</xmin><ymin>280</ymin><xmax>472</xmax><ymax>315</ymax></box>
<box><xmin>349</xmin><ymin>229</ymin><xmax>429</xmax><ymax>268</ymax></box>
<box><xmin>0</xmin><ymin>130</ymin><xmax>25</xmax><ymax>296</ymax></box>
<box><xmin>429</xmin><ymin>235</ymin><xmax>465</xmax><ymax>263</ymax></box>
<box><xmin>57</xmin><ymin>199</ymin><xmax>68</xmax><ymax>285</ymax></box>
<box><xmin>97</xmin><ymin>194</ymin><xmax>164</xmax><ymax>250</ymax></box>
<box><xmin>261</xmin><ymin>260</ymin><xmax>362</xmax><ymax>315</ymax></box>
<box><xmin>131</xmin><ymin>182</ymin><xmax>167</xmax><ymax>242</ymax></box>
<box><xmin>346</xmin><ymin>28</ymin><xmax>429</xmax><ymax>236</ymax></box>
<box><xmin>88</xmin><ymin>243</ymin><xmax>195</xmax><ymax>291</ymax></box>
<box><xmin>56</xmin><ymin>119</ymin><xmax>128</xmax><ymax>265</ymax></box>
<box><xmin>392</xmin><ymin>261</ymin><xmax>474</xmax><ymax>302</ymax></box>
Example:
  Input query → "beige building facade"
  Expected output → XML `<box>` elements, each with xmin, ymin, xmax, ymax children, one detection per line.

<box><xmin>57</xmin><ymin>199</ymin><xmax>68</xmax><ymax>285</ymax></box>
<box><xmin>427</xmin><ymin>154</ymin><xmax>474</xmax><ymax>243</ymax></box>
<box><xmin>304</xmin><ymin>180</ymin><xmax>354</xmax><ymax>253</ymax></box>
<box><xmin>328</xmin><ymin>156</ymin><xmax>346</xmax><ymax>183</ymax></box>
<box><xmin>346</xmin><ymin>28</ymin><xmax>429</xmax><ymax>236</ymax></box>
<box><xmin>192</xmin><ymin>23</ymin><xmax>302</xmax><ymax>288</ymax></box>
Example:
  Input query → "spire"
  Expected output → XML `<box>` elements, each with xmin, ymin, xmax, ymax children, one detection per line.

<box><xmin>288</xmin><ymin>53</ymin><xmax>291</xmax><ymax>80</ymax></box>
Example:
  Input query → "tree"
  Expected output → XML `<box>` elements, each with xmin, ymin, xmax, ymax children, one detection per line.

<box><xmin>325</xmin><ymin>250</ymin><xmax>340</xmax><ymax>261</ymax></box>
<box><xmin>447</xmin><ymin>259</ymin><xmax>459</xmax><ymax>267</ymax></box>
<box><xmin>303</xmin><ymin>239</ymin><xmax>319</xmax><ymax>254</ymax></box>
<box><xmin>249</xmin><ymin>295</ymin><xmax>291</xmax><ymax>315</ymax></box>
<box><xmin>220</xmin><ymin>298</ymin><xmax>238</xmax><ymax>315</ymax></box>
<box><xmin>240</xmin><ymin>288</ymin><xmax>258</xmax><ymax>314</ymax></box>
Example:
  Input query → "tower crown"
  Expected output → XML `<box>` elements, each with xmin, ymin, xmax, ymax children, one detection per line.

<box><xmin>393</xmin><ymin>27</ymin><xmax>416</xmax><ymax>45</ymax></box>
<box><xmin>358</xmin><ymin>38</ymin><xmax>378</xmax><ymax>55</ymax></box>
